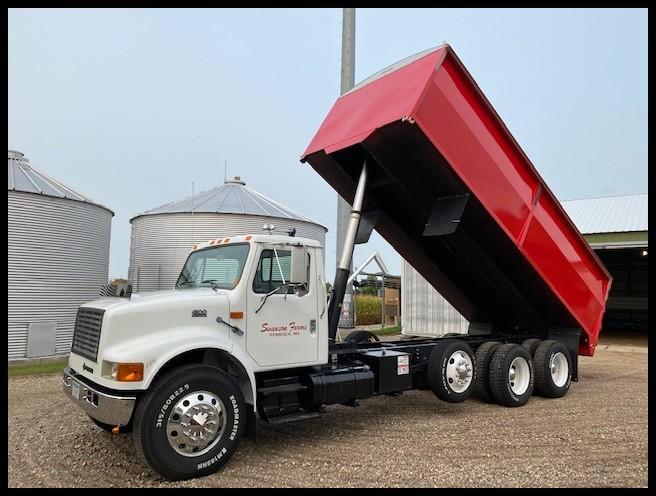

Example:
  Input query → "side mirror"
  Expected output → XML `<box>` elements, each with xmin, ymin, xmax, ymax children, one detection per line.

<box><xmin>289</xmin><ymin>246</ymin><xmax>308</xmax><ymax>285</ymax></box>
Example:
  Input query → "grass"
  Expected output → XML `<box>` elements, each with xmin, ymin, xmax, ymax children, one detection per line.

<box><xmin>8</xmin><ymin>359</ymin><xmax>68</xmax><ymax>377</ymax></box>
<box><xmin>371</xmin><ymin>325</ymin><xmax>402</xmax><ymax>336</ymax></box>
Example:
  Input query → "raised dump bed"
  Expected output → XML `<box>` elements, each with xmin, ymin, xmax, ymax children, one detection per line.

<box><xmin>302</xmin><ymin>44</ymin><xmax>611</xmax><ymax>356</ymax></box>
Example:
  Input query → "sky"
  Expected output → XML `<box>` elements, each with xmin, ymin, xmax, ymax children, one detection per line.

<box><xmin>8</xmin><ymin>8</ymin><xmax>648</xmax><ymax>282</ymax></box>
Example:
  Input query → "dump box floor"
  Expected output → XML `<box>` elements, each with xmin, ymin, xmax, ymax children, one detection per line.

<box><xmin>302</xmin><ymin>45</ymin><xmax>611</xmax><ymax>356</ymax></box>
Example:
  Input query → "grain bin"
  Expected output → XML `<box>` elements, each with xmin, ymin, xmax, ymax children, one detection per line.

<box><xmin>8</xmin><ymin>150</ymin><xmax>113</xmax><ymax>359</ymax></box>
<box><xmin>128</xmin><ymin>177</ymin><xmax>327</xmax><ymax>292</ymax></box>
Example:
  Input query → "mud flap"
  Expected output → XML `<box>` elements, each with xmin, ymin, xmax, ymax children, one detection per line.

<box><xmin>548</xmin><ymin>328</ymin><xmax>581</xmax><ymax>382</ymax></box>
<box><xmin>244</xmin><ymin>405</ymin><xmax>258</xmax><ymax>442</ymax></box>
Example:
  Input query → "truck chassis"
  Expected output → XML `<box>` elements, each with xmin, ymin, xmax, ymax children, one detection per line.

<box><xmin>255</xmin><ymin>329</ymin><xmax>580</xmax><ymax>426</ymax></box>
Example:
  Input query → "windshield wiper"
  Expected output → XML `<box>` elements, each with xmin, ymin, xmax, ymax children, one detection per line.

<box><xmin>177</xmin><ymin>280</ymin><xmax>196</xmax><ymax>288</ymax></box>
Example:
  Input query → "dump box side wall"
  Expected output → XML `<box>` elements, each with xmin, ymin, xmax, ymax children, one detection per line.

<box><xmin>302</xmin><ymin>45</ymin><xmax>611</xmax><ymax>356</ymax></box>
<box><xmin>414</xmin><ymin>53</ymin><xmax>611</xmax><ymax>354</ymax></box>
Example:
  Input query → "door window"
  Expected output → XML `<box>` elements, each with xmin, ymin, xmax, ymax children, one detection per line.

<box><xmin>253</xmin><ymin>249</ymin><xmax>292</xmax><ymax>294</ymax></box>
<box><xmin>252</xmin><ymin>249</ymin><xmax>312</xmax><ymax>296</ymax></box>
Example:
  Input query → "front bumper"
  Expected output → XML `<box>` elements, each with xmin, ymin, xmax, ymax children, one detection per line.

<box><xmin>62</xmin><ymin>368</ymin><xmax>136</xmax><ymax>426</ymax></box>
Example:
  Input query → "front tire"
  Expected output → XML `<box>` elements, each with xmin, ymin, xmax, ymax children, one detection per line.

<box><xmin>133</xmin><ymin>364</ymin><xmax>246</xmax><ymax>481</ymax></box>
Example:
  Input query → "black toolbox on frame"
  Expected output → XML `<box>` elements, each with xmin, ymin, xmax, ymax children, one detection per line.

<box><xmin>358</xmin><ymin>350</ymin><xmax>412</xmax><ymax>394</ymax></box>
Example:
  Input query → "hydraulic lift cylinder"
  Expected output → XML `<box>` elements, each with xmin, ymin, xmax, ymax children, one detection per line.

<box><xmin>328</xmin><ymin>159</ymin><xmax>368</xmax><ymax>341</ymax></box>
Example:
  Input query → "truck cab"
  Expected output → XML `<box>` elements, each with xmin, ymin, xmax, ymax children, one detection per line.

<box><xmin>65</xmin><ymin>232</ymin><xmax>327</xmax><ymax>389</ymax></box>
<box><xmin>63</xmin><ymin>233</ymin><xmax>328</xmax><ymax>478</ymax></box>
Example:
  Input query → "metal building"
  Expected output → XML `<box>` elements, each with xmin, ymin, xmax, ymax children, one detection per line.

<box><xmin>8</xmin><ymin>150</ymin><xmax>113</xmax><ymax>359</ymax></box>
<box><xmin>128</xmin><ymin>177</ymin><xmax>327</xmax><ymax>292</ymax></box>
<box><xmin>401</xmin><ymin>262</ymin><xmax>469</xmax><ymax>336</ymax></box>
<box><xmin>401</xmin><ymin>193</ymin><xmax>648</xmax><ymax>337</ymax></box>
<box><xmin>563</xmin><ymin>193</ymin><xmax>648</xmax><ymax>331</ymax></box>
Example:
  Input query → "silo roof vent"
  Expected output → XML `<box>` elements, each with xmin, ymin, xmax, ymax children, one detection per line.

<box><xmin>224</xmin><ymin>176</ymin><xmax>246</xmax><ymax>186</ymax></box>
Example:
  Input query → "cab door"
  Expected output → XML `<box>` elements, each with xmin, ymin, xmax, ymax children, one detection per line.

<box><xmin>245</xmin><ymin>245</ymin><xmax>319</xmax><ymax>368</ymax></box>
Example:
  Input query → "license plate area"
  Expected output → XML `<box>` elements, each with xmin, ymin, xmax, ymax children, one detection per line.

<box><xmin>71</xmin><ymin>381</ymin><xmax>81</xmax><ymax>400</ymax></box>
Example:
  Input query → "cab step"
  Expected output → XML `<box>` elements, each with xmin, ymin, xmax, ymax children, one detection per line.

<box><xmin>266</xmin><ymin>410</ymin><xmax>321</xmax><ymax>425</ymax></box>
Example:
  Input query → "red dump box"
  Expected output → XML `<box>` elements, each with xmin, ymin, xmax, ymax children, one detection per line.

<box><xmin>302</xmin><ymin>45</ymin><xmax>611</xmax><ymax>356</ymax></box>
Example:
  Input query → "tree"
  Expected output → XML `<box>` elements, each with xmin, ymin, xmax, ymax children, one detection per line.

<box><xmin>357</xmin><ymin>275</ymin><xmax>380</xmax><ymax>296</ymax></box>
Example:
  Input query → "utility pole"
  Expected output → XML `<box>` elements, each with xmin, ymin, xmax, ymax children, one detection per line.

<box><xmin>336</xmin><ymin>7</ymin><xmax>356</xmax><ymax>329</ymax></box>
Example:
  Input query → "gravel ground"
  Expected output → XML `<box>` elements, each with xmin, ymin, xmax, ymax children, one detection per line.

<box><xmin>8</xmin><ymin>348</ymin><xmax>647</xmax><ymax>488</ymax></box>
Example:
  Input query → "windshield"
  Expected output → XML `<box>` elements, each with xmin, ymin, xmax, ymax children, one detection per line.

<box><xmin>176</xmin><ymin>243</ymin><xmax>250</xmax><ymax>290</ymax></box>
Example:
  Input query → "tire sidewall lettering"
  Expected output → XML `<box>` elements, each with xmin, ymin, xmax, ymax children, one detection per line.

<box><xmin>429</xmin><ymin>341</ymin><xmax>475</xmax><ymax>402</ymax></box>
<box><xmin>440</xmin><ymin>355</ymin><xmax>452</xmax><ymax>395</ymax></box>
<box><xmin>155</xmin><ymin>383</ymin><xmax>190</xmax><ymax>428</ymax></box>
<box><xmin>196</xmin><ymin>393</ymin><xmax>241</xmax><ymax>471</ymax></box>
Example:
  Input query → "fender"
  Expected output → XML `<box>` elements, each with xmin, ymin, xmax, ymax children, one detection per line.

<box><xmin>101</xmin><ymin>327</ymin><xmax>258</xmax><ymax>408</ymax></box>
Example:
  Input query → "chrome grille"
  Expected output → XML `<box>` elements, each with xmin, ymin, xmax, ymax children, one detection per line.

<box><xmin>71</xmin><ymin>307</ymin><xmax>104</xmax><ymax>361</ymax></box>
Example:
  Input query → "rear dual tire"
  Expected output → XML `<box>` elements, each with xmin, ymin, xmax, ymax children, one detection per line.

<box><xmin>521</xmin><ymin>338</ymin><xmax>542</xmax><ymax>356</ymax></box>
<box><xmin>488</xmin><ymin>343</ymin><xmax>534</xmax><ymax>407</ymax></box>
<box><xmin>475</xmin><ymin>339</ymin><xmax>573</xmax><ymax>406</ymax></box>
<box><xmin>533</xmin><ymin>340</ymin><xmax>572</xmax><ymax>398</ymax></box>
<box><xmin>473</xmin><ymin>341</ymin><xmax>502</xmax><ymax>404</ymax></box>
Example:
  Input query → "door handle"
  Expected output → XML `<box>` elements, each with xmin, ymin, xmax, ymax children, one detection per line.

<box><xmin>318</xmin><ymin>275</ymin><xmax>326</xmax><ymax>318</ymax></box>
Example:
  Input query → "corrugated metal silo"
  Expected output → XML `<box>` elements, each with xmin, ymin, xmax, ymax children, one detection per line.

<box><xmin>8</xmin><ymin>150</ymin><xmax>113</xmax><ymax>359</ymax></box>
<box><xmin>128</xmin><ymin>177</ymin><xmax>327</xmax><ymax>292</ymax></box>
<box><xmin>401</xmin><ymin>260</ymin><xmax>469</xmax><ymax>337</ymax></box>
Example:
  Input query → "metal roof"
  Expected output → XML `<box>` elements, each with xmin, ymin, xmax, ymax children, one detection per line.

<box><xmin>131</xmin><ymin>176</ymin><xmax>327</xmax><ymax>230</ymax></box>
<box><xmin>561</xmin><ymin>193</ymin><xmax>648</xmax><ymax>234</ymax></box>
<box><xmin>7</xmin><ymin>150</ymin><xmax>114</xmax><ymax>214</ymax></box>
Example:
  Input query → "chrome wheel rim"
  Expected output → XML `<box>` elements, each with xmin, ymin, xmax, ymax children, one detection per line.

<box><xmin>508</xmin><ymin>357</ymin><xmax>530</xmax><ymax>395</ymax></box>
<box><xmin>166</xmin><ymin>390</ymin><xmax>226</xmax><ymax>457</ymax></box>
<box><xmin>445</xmin><ymin>350</ymin><xmax>473</xmax><ymax>393</ymax></box>
<box><xmin>550</xmin><ymin>352</ymin><xmax>569</xmax><ymax>387</ymax></box>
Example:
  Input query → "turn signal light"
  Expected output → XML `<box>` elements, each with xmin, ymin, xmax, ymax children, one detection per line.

<box><xmin>115</xmin><ymin>363</ymin><xmax>144</xmax><ymax>382</ymax></box>
<box><xmin>230</xmin><ymin>311</ymin><xmax>244</xmax><ymax>319</ymax></box>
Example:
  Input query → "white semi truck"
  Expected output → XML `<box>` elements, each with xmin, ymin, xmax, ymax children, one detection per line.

<box><xmin>63</xmin><ymin>45</ymin><xmax>611</xmax><ymax>481</ymax></box>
